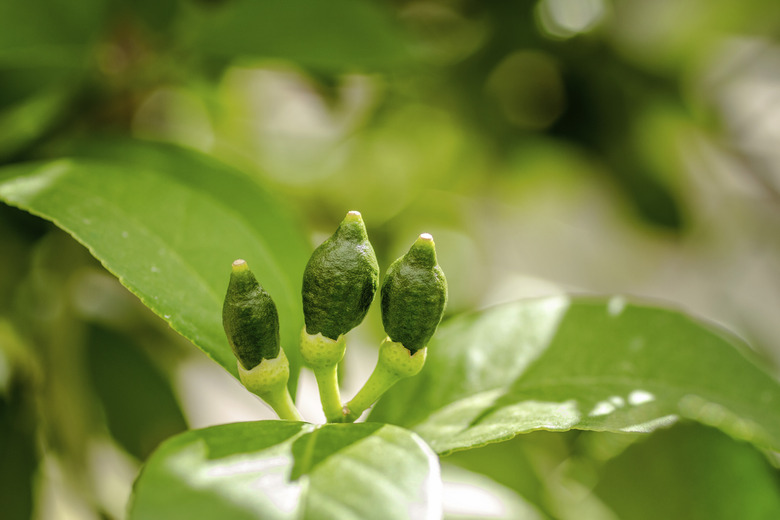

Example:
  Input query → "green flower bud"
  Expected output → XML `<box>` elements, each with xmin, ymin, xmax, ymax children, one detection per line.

<box><xmin>381</xmin><ymin>233</ymin><xmax>447</xmax><ymax>352</ymax></box>
<box><xmin>222</xmin><ymin>259</ymin><xmax>280</xmax><ymax>370</ymax></box>
<box><xmin>302</xmin><ymin>211</ymin><xmax>379</xmax><ymax>340</ymax></box>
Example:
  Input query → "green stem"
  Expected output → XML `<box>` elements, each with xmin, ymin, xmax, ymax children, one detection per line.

<box><xmin>299</xmin><ymin>328</ymin><xmax>347</xmax><ymax>423</ymax></box>
<box><xmin>314</xmin><ymin>365</ymin><xmax>344</xmax><ymax>422</ymax></box>
<box><xmin>237</xmin><ymin>351</ymin><xmax>303</xmax><ymax>422</ymax></box>
<box><xmin>343</xmin><ymin>362</ymin><xmax>398</xmax><ymax>422</ymax></box>
<box><xmin>262</xmin><ymin>386</ymin><xmax>304</xmax><ymax>422</ymax></box>
<box><xmin>343</xmin><ymin>338</ymin><xmax>427</xmax><ymax>422</ymax></box>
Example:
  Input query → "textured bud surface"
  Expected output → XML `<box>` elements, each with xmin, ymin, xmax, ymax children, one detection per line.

<box><xmin>302</xmin><ymin>211</ymin><xmax>379</xmax><ymax>340</ymax></box>
<box><xmin>300</xmin><ymin>329</ymin><xmax>347</xmax><ymax>370</ymax></box>
<box><xmin>223</xmin><ymin>259</ymin><xmax>280</xmax><ymax>370</ymax></box>
<box><xmin>237</xmin><ymin>348</ymin><xmax>290</xmax><ymax>396</ymax></box>
<box><xmin>379</xmin><ymin>338</ymin><xmax>427</xmax><ymax>378</ymax></box>
<box><xmin>381</xmin><ymin>234</ymin><xmax>447</xmax><ymax>352</ymax></box>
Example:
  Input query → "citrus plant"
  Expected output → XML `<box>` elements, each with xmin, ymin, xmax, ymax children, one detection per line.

<box><xmin>1</xmin><ymin>142</ymin><xmax>780</xmax><ymax>519</ymax></box>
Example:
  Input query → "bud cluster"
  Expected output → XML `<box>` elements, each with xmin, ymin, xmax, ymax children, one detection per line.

<box><xmin>222</xmin><ymin>210</ymin><xmax>447</xmax><ymax>422</ymax></box>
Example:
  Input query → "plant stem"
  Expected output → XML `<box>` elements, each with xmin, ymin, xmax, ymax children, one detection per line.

<box><xmin>343</xmin><ymin>362</ymin><xmax>398</xmax><ymax>422</ymax></box>
<box><xmin>299</xmin><ymin>328</ymin><xmax>347</xmax><ymax>423</ymax></box>
<box><xmin>237</xmin><ymin>350</ymin><xmax>303</xmax><ymax>421</ymax></box>
<box><xmin>263</xmin><ymin>386</ymin><xmax>304</xmax><ymax>422</ymax></box>
<box><xmin>343</xmin><ymin>339</ymin><xmax>427</xmax><ymax>422</ymax></box>
<box><xmin>314</xmin><ymin>366</ymin><xmax>344</xmax><ymax>422</ymax></box>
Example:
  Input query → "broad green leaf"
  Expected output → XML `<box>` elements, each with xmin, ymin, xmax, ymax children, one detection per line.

<box><xmin>370</xmin><ymin>297</ymin><xmax>780</xmax><ymax>454</ymax></box>
<box><xmin>181</xmin><ymin>0</ymin><xmax>410</xmax><ymax>71</ymax></box>
<box><xmin>0</xmin><ymin>141</ymin><xmax>310</xmax><ymax>387</ymax></box>
<box><xmin>594</xmin><ymin>423</ymin><xmax>780</xmax><ymax>519</ymax></box>
<box><xmin>129</xmin><ymin>421</ymin><xmax>441</xmax><ymax>520</ymax></box>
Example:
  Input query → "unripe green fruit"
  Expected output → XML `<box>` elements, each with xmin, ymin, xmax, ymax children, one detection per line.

<box><xmin>381</xmin><ymin>233</ymin><xmax>447</xmax><ymax>352</ymax></box>
<box><xmin>302</xmin><ymin>211</ymin><xmax>379</xmax><ymax>340</ymax></box>
<box><xmin>222</xmin><ymin>259</ymin><xmax>280</xmax><ymax>370</ymax></box>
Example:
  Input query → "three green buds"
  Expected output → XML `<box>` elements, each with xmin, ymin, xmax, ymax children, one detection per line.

<box><xmin>222</xmin><ymin>210</ymin><xmax>448</xmax><ymax>422</ymax></box>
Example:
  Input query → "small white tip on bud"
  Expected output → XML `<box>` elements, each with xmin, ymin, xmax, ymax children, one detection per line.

<box><xmin>345</xmin><ymin>210</ymin><xmax>363</xmax><ymax>224</ymax></box>
<box><xmin>232</xmin><ymin>259</ymin><xmax>249</xmax><ymax>272</ymax></box>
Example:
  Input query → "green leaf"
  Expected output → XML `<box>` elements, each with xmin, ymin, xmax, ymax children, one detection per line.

<box><xmin>0</xmin><ymin>87</ymin><xmax>76</xmax><ymax>161</ymax></box>
<box><xmin>182</xmin><ymin>0</ymin><xmax>411</xmax><ymax>71</ymax></box>
<box><xmin>594</xmin><ymin>423</ymin><xmax>780</xmax><ymax>519</ymax></box>
<box><xmin>0</xmin><ymin>141</ymin><xmax>310</xmax><ymax>388</ymax></box>
<box><xmin>86</xmin><ymin>325</ymin><xmax>187</xmax><ymax>460</ymax></box>
<box><xmin>128</xmin><ymin>421</ymin><xmax>441</xmax><ymax>520</ymax></box>
<box><xmin>369</xmin><ymin>297</ymin><xmax>780</xmax><ymax>454</ymax></box>
<box><xmin>445</xmin><ymin>431</ymin><xmax>569</xmax><ymax>520</ymax></box>
<box><xmin>0</xmin><ymin>372</ymin><xmax>38</xmax><ymax>520</ymax></box>
<box><xmin>440</xmin><ymin>463</ymin><xmax>548</xmax><ymax>520</ymax></box>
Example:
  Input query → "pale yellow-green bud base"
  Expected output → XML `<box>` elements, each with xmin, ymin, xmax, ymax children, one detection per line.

<box><xmin>378</xmin><ymin>338</ymin><xmax>427</xmax><ymax>379</ymax></box>
<box><xmin>343</xmin><ymin>338</ymin><xmax>427</xmax><ymax>422</ymax></box>
<box><xmin>299</xmin><ymin>330</ymin><xmax>346</xmax><ymax>370</ymax></box>
<box><xmin>300</xmin><ymin>328</ymin><xmax>347</xmax><ymax>423</ymax></box>
<box><xmin>237</xmin><ymin>349</ymin><xmax>302</xmax><ymax>421</ymax></box>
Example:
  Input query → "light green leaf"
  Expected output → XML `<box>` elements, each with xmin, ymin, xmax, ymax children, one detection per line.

<box><xmin>129</xmin><ymin>421</ymin><xmax>441</xmax><ymax>520</ymax></box>
<box><xmin>369</xmin><ymin>297</ymin><xmax>780</xmax><ymax>454</ymax></box>
<box><xmin>594</xmin><ymin>423</ymin><xmax>780</xmax><ymax>519</ymax></box>
<box><xmin>0</xmin><ymin>141</ymin><xmax>310</xmax><ymax>387</ymax></box>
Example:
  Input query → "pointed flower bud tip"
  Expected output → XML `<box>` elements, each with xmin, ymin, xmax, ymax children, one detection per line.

<box><xmin>345</xmin><ymin>210</ymin><xmax>363</xmax><ymax>222</ymax></box>
<box><xmin>335</xmin><ymin>210</ymin><xmax>369</xmax><ymax>242</ymax></box>
<box><xmin>232</xmin><ymin>258</ymin><xmax>249</xmax><ymax>272</ymax></box>
<box><xmin>408</xmin><ymin>233</ymin><xmax>438</xmax><ymax>267</ymax></box>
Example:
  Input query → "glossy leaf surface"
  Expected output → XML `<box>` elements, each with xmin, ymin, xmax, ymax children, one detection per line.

<box><xmin>129</xmin><ymin>421</ymin><xmax>441</xmax><ymax>520</ymax></box>
<box><xmin>0</xmin><ymin>141</ymin><xmax>310</xmax><ymax>383</ymax></box>
<box><xmin>370</xmin><ymin>297</ymin><xmax>780</xmax><ymax>454</ymax></box>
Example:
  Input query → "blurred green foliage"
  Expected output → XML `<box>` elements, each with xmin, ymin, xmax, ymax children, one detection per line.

<box><xmin>2</xmin><ymin>0</ymin><xmax>780</xmax><ymax>518</ymax></box>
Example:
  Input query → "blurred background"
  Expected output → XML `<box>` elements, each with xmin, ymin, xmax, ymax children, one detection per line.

<box><xmin>2</xmin><ymin>0</ymin><xmax>780</xmax><ymax>518</ymax></box>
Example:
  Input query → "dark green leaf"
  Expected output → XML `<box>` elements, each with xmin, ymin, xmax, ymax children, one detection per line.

<box><xmin>182</xmin><ymin>0</ymin><xmax>411</xmax><ymax>71</ymax></box>
<box><xmin>370</xmin><ymin>297</ymin><xmax>780</xmax><ymax>454</ymax></box>
<box><xmin>0</xmin><ymin>87</ymin><xmax>76</xmax><ymax>161</ymax></box>
<box><xmin>86</xmin><ymin>325</ymin><xmax>187</xmax><ymax>459</ymax></box>
<box><xmin>0</xmin><ymin>375</ymin><xmax>38</xmax><ymax>520</ymax></box>
<box><xmin>129</xmin><ymin>421</ymin><xmax>441</xmax><ymax>520</ymax></box>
